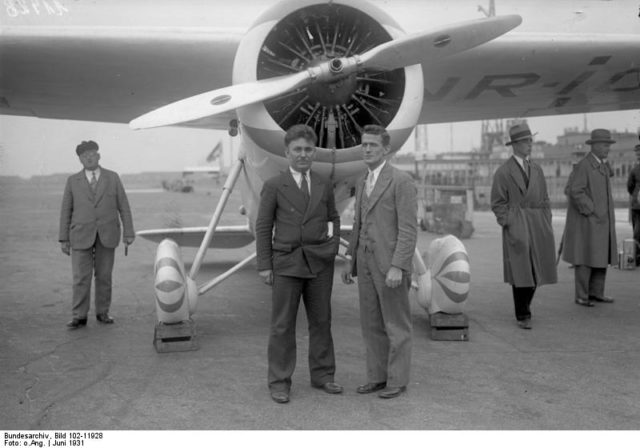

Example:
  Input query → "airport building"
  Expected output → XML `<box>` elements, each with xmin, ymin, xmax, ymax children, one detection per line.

<box><xmin>397</xmin><ymin>125</ymin><xmax>640</xmax><ymax>209</ymax></box>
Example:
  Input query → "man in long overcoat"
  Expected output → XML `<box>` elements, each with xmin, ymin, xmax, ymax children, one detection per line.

<box><xmin>562</xmin><ymin>129</ymin><xmax>617</xmax><ymax>306</ymax></box>
<box><xmin>491</xmin><ymin>123</ymin><xmax>557</xmax><ymax>329</ymax></box>
<box><xmin>626</xmin><ymin>144</ymin><xmax>640</xmax><ymax>266</ymax></box>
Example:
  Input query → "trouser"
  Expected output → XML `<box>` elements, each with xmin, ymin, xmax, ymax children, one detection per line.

<box><xmin>268</xmin><ymin>265</ymin><xmax>336</xmax><ymax>393</ymax></box>
<box><xmin>356</xmin><ymin>246</ymin><xmax>412</xmax><ymax>388</ymax></box>
<box><xmin>71</xmin><ymin>235</ymin><xmax>115</xmax><ymax>319</ymax></box>
<box><xmin>574</xmin><ymin>265</ymin><xmax>607</xmax><ymax>300</ymax></box>
<box><xmin>512</xmin><ymin>286</ymin><xmax>536</xmax><ymax>321</ymax></box>
<box><xmin>632</xmin><ymin>209</ymin><xmax>640</xmax><ymax>265</ymax></box>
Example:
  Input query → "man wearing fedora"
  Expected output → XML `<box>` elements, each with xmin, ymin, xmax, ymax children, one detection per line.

<box><xmin>562</xmin><ymin>129</ymin><xmax>617</xmax><ymax>306</ymax></box>
<box><xmin>626</xmin><ymin>143</ymin><xmax>640</xmax><ymax>266</ymax></box>
<box><xmin>491</xmin><ymin>123</ymin><xmax>557</xmax><ymax>329</ymax></box>
<box><xmin>59</xmin><ymin>140</ymin><xmax>135</xmax><ymax>329</ymax></box>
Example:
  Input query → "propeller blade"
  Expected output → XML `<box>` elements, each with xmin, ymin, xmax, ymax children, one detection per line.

<box><xmin>129</xmin><ymin>70</ymin><xmax>312</xmax><ymax>129</ymax></box>
<box><xmin>360</xmin><ymin>15</ymin><xmax>522</xmax><ymax>71</ymax></box>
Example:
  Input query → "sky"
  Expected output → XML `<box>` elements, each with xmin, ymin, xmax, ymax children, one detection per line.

<box><xmin>1</xmin><ymin>110</ymin><xmax>638</xmax><ymax>178</ymax></box>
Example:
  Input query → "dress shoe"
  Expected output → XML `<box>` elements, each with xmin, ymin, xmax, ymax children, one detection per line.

<box><xmin>96</xmin><ymin>314</ymin><xmax>114</xmax><ymax>324</ymax></box>
<box><xmin>66</xmin><ymin>318</ymin><xmax>87</xmax><ymax>330</ymax></box>
<box><xmin>517</xmin><ymin>318</ymin><xmax>532</xmax><ymax>330</ymax></box>
<box><xmin>378</xmin><ymin>386</ymin><xmax>406</xmax><ymax>399</ymax></box>
<box><xmin>356</xmin><ymin>382</ymin><xmax>387</xmax><ymax>394</ymax></box>
<box><xmin>270</xmin><ymin>391</ymin><xmax>290</xmax><ymax>404</ymax></box>
<box><xmin>312</xmin><ymin>382</ymin><xmax>344</xmax><ymax>394</ymax></box>
<box><xmin>575</xmin><ymin>298</ymin><xmax>594</xmax><ymax>307</ymax></box>
<box><xmin>589</xmin><ymin>295</ymin><xmax>614</xmax><ymax>303</ymax></box>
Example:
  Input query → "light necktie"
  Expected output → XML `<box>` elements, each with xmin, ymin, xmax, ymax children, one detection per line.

<box><xmin>90</xmin><ymin>171</ymin><xmax>98</xmax><ymax>193</ymax></box>
<box><xmin>366</xmin><ymin>172</ymin><xmax>374</xmax><ymax>196</ymax></box>
<box><xmin>524</xmin><ymin>159</ymin><xmax>530</xmax><ymax>179</ymax></box>
<box><xmin>300</xmin><ymin>172</ymin><xmax>310</xmax><ymax>203</ymax></box>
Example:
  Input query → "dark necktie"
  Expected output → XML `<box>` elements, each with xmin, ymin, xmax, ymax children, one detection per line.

<box><xmin>300</xmin><ymin>172</ymin><xmax>310</xmax><ymax>203</ymax></box>
<box><xmin>523</xmin><ymin>159</ymin><xmax>530</xmax><ymax>179</ymax></box>
<box><xmin>90</xmin><ymin>171</ymin><xmax>98</xmax><ymax>193</ymax></box>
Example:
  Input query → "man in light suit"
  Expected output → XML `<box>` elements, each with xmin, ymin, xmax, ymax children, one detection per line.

<box><xmin>255</xmin><ymin>124</ymin><xmax>342</xmax><ymax>404</ymax></box>
<box><xmin>59</xmin><ymin>140</ymin><xmax>135</xmax><ymax>329</ymax></box>
<box><xmin>491</xmin><ymin>123</ymin><xmax>557</xmax><ymax>330</ymax></box>
<box><xmin>562</xmin><ymin>129</ymin><xmax>617</xmax><ymax>306</ymax></box>
<box><xmin>341</xmin><ymin>124</ymin><xmax>417</xmax><ymax>399</ymax></box>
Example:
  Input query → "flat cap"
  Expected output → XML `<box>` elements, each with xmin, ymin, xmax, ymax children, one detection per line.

<box><xmin>76</xmin><ymin>140</ymin><xmax>99</xmax><ymax>156</ymax></box>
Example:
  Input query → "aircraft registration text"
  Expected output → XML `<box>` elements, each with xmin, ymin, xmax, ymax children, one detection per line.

<box><xmin>4</xmin><ymin>0</ymin><xmax>68</xmax><ymax>17</ymax></box>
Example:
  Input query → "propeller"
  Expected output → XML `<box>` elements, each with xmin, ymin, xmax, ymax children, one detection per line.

<box><xmin>129</xmin><ymin>14</ymin><xmax>522</xmax><ymax>130</ymax></box>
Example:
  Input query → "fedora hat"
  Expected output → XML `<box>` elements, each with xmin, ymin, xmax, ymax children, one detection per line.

<box><xmin>505</xmin><ymin>123</ymin><xmax>536</xmax><ymax>146</ymax></box>
<box><xmin>585</xmin><ymin>129</ymin><xmax>615</xmax><ymax>145</ymax></box>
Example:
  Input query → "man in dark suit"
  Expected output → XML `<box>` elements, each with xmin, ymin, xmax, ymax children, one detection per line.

<box><xmin>563</xmin><ymin>129</ymin><xmax>618</xmax><ymax>306</ymax></box>
<box><xmin>59</xmin><ymin>140</ymin><xmax>135</xmax><ymax>329</ymax></box>
<box><xmin>255</xmin><ymin>124</ymin><xmax>342</xmax><ymax>404</ymax></box>
<box><xmin>490</xmin><ymin>123</ymin><xmax>557</xmax><ymax>330</ymax></box>
<box><xmin>627</xmin><ymin>144</ymin><xmax>640</xmax><ymax>266</ymax></box>
<box><xmin>341</xmin><ymin>124</ymin><xmax>417</xmax><ymax>399</ymax></box>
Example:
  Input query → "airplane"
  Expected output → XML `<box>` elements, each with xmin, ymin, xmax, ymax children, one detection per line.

<box><xmin>2</xmin><ymin>0</ymin><xmax>639</xmax><ymax>328</ymax></box>
<box><xmin>162</xmin><ymin>141</ymin><xmax>223</xmax><ymax>192</ymax></box>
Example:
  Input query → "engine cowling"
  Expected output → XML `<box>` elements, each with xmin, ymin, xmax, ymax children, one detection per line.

<box><xmin>232</xmin><ymin>0</ymin><xmax>423</xmax><ymax>163</ymax></box>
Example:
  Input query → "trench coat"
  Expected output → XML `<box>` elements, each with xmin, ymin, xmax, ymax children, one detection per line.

<box><xmin>491</xmin><ymin>157</ymin><xmax>557</xmax><ymax>287</ymax></box>
<box><xmin>562</xmin><ymin>153</ymin><xmax>617</xmax><ymax>267</ymax></box>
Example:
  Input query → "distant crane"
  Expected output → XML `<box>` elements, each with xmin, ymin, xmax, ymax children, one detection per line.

<box><xmin>479</xmin><ymin>119</ymin><xmax>505</xmax><ymax>157</ymax></box>
<box><xmin>478</xmin><ymin>0</ymin><xmax>496</xmax><ymax>17</ymax></box>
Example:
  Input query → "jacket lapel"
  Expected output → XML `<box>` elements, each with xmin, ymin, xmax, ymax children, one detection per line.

<box><xmin>74</xmin><ymin>170</ymin><xmax>94</xmax><ymax>201</ymax></box>
<box><xmin>93</xmin><ymin>168</ymin><xmax>106</xmax><ymax>204</ymax></box>
<box><xmin>507</xmin><ymin>156</ymin><xmax>527</xmax><ymax>194</ymax></box>
<box><xmin>281</xmin><ymin>170</ymin><xmax>307</xmax><ymax>215</ymax></box>
<box><xmin>363</xmin><ymin>163</ymin><xmax>392</xmax><ymax>216</ymax></box>
<box><xmin>303</xmin><ymin>171</ymin><xmax>324</xmax><ymax>222</ymax></box>
<box><xmin>587</xmin><ymin>152</ymin><xmax>609</xmax><ymax>178</ymax></box>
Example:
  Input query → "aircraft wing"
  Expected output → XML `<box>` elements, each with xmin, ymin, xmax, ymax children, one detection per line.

<box><xmin>137</xmin><ymin>225</ymin><xmax>254</xmax><ymax>248</ymax></box>
<box><xmin>1</xmin><ymin>1</ymin><xmax>638</xmax><ymax>127</ymax></box>
<box><xmin>0</xmin><ymin>22</ymin><xmax>242</xmax><ymax>129</ymax></box>
<box><xmin>418</xmin><ymin>35</ymin><xmax>640</xmax><ymax>124</ymax></box>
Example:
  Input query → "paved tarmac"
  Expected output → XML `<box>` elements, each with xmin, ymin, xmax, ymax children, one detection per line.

<box><xmin>1</xmin><ymin>180</ymin><xmax>639</xmax><ymax>431</ymax></box>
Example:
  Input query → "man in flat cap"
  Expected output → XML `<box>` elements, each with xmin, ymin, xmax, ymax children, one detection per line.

<box><xmin>562</xmin><ymin>129</ymin><xmax>617</xmax><ymax>306</ymax></box>
<box><xmin>59</xmin><ymin>140</ymin><xmax>135</xmax><ymax>329</ymax></box>
<box><xmin>491</xmin><ymin>123</ymin><xmax>557</xmax><ymax>330</ymax></box>
<box><xmin>626</xmin><ymin>143</ymin><xmax>640</xmax><ymax>266</ymax></box>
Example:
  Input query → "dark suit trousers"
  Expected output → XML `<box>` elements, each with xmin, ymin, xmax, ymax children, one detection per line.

<box><xmin>574</xmin><ymin>265</ymin><xmax>606</xmax><ymax>300</ymax></box>
<box><xmin>632</xmin><ymin>209</ymin><xmax>640</xmax><ymax>264</ymax></box>
<box><xmin>511</xmin><ymin>286</ymin><xmax>536</xmax><ymax>321</ymax></box>
<box><xmin>356</xmin><ymin>247</ymin><xmax>412</xmax><ymax>388</ymax></box>
<box><xmin>71</xmin><ymin>235</ymin><xmax>115</xmax><ymax>318</ymax></box>
<box><xmin>268</xmin><ymin>265</ymin><xmax>336</xmax><ymax>392</ymax></box>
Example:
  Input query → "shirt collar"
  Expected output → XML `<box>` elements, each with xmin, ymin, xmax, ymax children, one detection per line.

<box><xmin>85</xmin><ymin>167</ymin><xmax>101</xmax><ymax>180</ymax></box>
<box><xmin>512</xmin><ymin>154</ymin><xmax>529</xmax><ymax>169</ymax></box>
<box><xmin>289</xmin><ymin>167</ymin><xmax>309</xmax><ymax>186</ymax></box>
<box><xmin>590</xmin><ymin>152</ymin><xmax>603</xmax><ymax>164</ymax></box>
<box><xmin>367</xmin><ymin>160</ymin><xmax>386</xmax><ymax>183</ymax></box>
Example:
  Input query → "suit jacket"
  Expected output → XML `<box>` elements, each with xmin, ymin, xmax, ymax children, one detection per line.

<box><xmin>562</xmin><ymin>152</ymin><xmax>617</xmax><ymax>267</ymax></box>
<box><xmin>491</xmin><ymin>156</ymin><xmax>557</xmax><ymax>287</ymax></box>
<box><xmin>347</xmin><ymin>162</ymin><xmax>417</xmax><ymax>276</ymax></box>
<box><xmin>627</xmin><ymin>163</ymin><xmax>640</xmax><ymax>210</ymax></box>
<box><xmin>59</xmin><ymin>167</ymin><xmax>135</xmax><ymax>250</ymax></box>
<box><xmin>255</xmin><ymin>169</ymin><xmax>340</xmax><ymax>277</ymax></box>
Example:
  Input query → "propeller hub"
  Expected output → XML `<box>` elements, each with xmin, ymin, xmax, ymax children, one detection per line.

<box><xmin>329</xmin><ymin>58</ymin><xmax>343</xmax><ymax>73</ymax></box>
